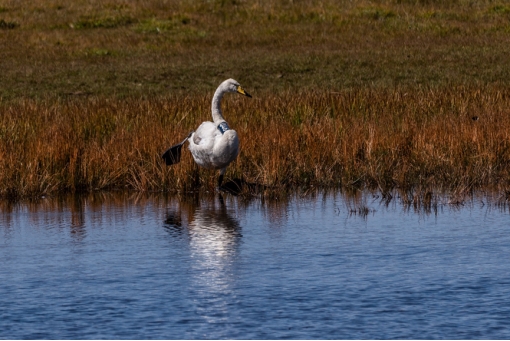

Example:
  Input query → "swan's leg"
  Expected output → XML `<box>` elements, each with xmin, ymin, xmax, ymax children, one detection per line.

<box><xmin>192</xmin><ymin>161</ymin><xmax>200</xmax><ymax>189</ymax></box>
<box><xmin>217</xmin><ymin>167</ymin><xmax>226</xmax><ymax>189</ymax></box>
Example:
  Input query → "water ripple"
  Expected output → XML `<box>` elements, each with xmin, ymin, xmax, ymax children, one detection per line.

<box><xmin>1</xmin><ymin>192</ymin><xmax>510</xmax><ymax>339</ymax></box>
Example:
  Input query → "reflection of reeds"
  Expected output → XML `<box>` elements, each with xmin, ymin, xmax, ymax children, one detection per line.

<box><xmin>1</xmin><ymin>86</ymin><xmax>510</xmax><ymax>199</ymax></box>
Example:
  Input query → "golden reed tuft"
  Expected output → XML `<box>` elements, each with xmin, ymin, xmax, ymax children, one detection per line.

<box><xmin>0</xmin><ymin>85</ymin><xmax>509</xmax><ymax>199</ymax></box>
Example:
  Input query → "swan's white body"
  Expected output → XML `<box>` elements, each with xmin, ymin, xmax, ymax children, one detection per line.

<box><xmin>188</xmin><ymin>121</ymin><xmax>239</xmax><ymax>171</ymax></box>
<box><xmin>162</xmin><ymin>79</ymin><xmax>251</xmax><ymax>188</ymax></box>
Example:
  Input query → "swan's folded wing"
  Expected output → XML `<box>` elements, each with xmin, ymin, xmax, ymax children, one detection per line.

<box><xmin>192</xmin><ymin>121</ymin><xmax>219</xmax><ymax>146</ymax></box>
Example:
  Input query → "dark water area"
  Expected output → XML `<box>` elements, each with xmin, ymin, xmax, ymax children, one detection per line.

<box><xmin>1</xmin><ymin>191</ymin><xmax>510</xmax><ymax>339</ymax></box>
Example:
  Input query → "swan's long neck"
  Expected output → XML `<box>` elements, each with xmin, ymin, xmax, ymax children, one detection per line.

<box><xmin>211</xmin><ymin>86</ymin><xmax>227</xmax><ymax>124</ymax></box>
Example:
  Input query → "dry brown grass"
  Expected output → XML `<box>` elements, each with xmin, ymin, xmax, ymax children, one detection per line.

<box><xmin>1</xmin><ymin>85</ymin><xmax>509</xmax><ymax>199</ymax></box>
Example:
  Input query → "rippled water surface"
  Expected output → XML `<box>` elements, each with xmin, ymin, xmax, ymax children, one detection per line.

<box><xmin>1</xmin><ymin>192</ymin><xmax>510</xmax><ymax>339</ymax></box>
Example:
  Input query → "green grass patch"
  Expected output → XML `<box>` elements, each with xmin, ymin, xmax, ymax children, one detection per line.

<box><xmin>0</xmin><ymin>19</ymin><xmax>18</xmax><ymax>29</ymax></box>
<box><xmin>356</xmin><ymin>6</ymin><xmax>397</xmax><ymax>20</ymax></box>
<box><xmin>0</xmin><ymin>0</ymin><xmax>509</xmax><ymax>97</ymax></box>
<box><xmin>73</xmin><ymin>15</ymin><xmax>134</xmax><ymax>29</ymax></box>
<box><xmin>490</xmin><ymin>5</ymin><xmax>510</xmax><ymax>15</ymax></box>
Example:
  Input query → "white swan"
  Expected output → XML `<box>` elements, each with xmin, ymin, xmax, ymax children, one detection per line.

<box><xmin>162</xmin><ymin>79</ymin><xmax>251</xmax><ymax>188</ymax></box>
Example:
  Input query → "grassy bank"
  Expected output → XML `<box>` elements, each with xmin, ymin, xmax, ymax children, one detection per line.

<box><xmin>1</xmin><ymin>0</ymin><xmax>510</xmax><ymax>198</ymax></box>
<box><xmin>1</xmin><ymin>0</ymin><xmax>510</xmax><ymax>97</ymax></box>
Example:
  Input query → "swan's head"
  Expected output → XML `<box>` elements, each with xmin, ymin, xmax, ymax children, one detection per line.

<box><xmin>220</xmin><ymin>78</ymin><xmax>252</xmax><ymax>98</ymax></box>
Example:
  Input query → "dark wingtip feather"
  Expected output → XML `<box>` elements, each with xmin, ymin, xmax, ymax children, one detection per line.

<box><xmin>162</xmin><ymin>133</ymin><xmax>192</xmax><ymax>166</ymax></box>
<box><xmin>162</xmin><ymin>143</ymin><xmax>183</xmax><ymax>165</ymax></box>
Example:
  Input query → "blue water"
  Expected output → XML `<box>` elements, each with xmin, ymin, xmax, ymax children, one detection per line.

<box><xmin>1</xmin><ymin>192</ymin><xmax>510</xmax><ymax>339</ymax></box>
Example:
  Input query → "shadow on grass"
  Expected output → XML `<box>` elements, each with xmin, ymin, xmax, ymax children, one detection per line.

<box><xmin>220</xmin><ymin>178</ymin><xmax>269</xmax><ymax>196</ymax></box>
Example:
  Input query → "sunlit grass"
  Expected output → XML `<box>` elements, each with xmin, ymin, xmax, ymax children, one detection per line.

<box><xmin>1</xmin><ymin>86</ymin><xmax>509</xmax><ymax>199</ymax></box>
<box><xmin>1</xmin><ymin>0</ymin><xmax>510</xmax><ymax>98</ymax></box>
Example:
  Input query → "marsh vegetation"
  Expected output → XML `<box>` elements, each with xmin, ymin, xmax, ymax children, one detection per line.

<box><xmin>1</xmin><ymin>0</ymin><xmax>510</xmax><ymax>199</ymax></box>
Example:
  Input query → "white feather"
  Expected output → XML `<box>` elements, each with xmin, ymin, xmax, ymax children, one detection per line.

<box><xmin>188</xmin><ymin>121</ymin><xmax>239</xmax><ymax>170</ymax></box>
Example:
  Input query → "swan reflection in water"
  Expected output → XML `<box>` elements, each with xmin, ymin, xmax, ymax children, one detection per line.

<box><xmin>164</xmin><ymin>193</ymin><xmax>242</xmax><ymax>258</ymax></box>
<box><xmin>164</xmin><ymin>193</ymin><xmax>242</xmax><ymax>322</ymax></box>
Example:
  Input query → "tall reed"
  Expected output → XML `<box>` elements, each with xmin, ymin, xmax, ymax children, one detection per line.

<box><xmin>1</xmin><ymin>85</ymin><xmax>509</xmax><ymax>199</ymax></box>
